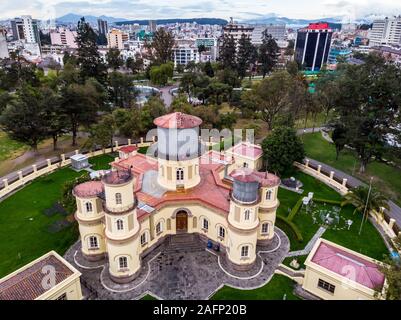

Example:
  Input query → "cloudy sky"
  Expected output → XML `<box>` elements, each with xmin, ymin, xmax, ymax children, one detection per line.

<box><xmin>0</xmin><ymin>0</ymin><xmax>400</xmax><ymax>21</ymax></box>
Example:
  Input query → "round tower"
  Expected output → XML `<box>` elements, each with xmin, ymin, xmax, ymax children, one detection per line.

<box><xmin>257</xmin><ymin>173</ymin><xmax>281</xmax><ymax>244</ymax></box>
<box><xmin>102</xmin><ymin>170</ymin><xmax>141</xmax><ymax>283</ymax></box>
<box><xmin>226</xmin><ymin>168</ymin><xmax>260</xmax><ymax>269</ymax></box>
<box><xmin>154</xmin><ymin>112</ymin><xmax>203</xmax><ymax>191</ymax></box>
<box><xmin>74</xmin><ymin>181</ymin><xmax>106</xmax><ymax>261</ymax></box>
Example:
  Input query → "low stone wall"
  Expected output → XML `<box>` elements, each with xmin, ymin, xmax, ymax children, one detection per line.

<box><xmin>0</xmin><ymin>138</ymin><xmax>153</xmax><ymax>201</ymax></box>
<box><xmin>295</xmin><ymin>161</ymin><xmax>401</xmax><ymax>242</ymax></box>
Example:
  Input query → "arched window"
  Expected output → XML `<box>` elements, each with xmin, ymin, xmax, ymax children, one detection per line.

<box><xmin>241</xmin><ymin>245</ymin><xmax>249</xmax><ymax>258</ymax></box>
<box><xmin>119</xmin><ymin>256</ymin><xmax>128</xmax><ymax>269</ymax></box>
<box><xmin>88</xmin><ymin>236</ymin><xmax>98</xmax><ymax>248</ymax></box>
<box><xmin>176</xmin><ymin>168</ymin><xmax>184</xmax><ymax>181</ymax></box>
<box><xmin>202</xmin><ymin>218</ymin><xmax>209</xmax><ymax>230</ymax></box>
<box><xmin>156</xmin><ymin>221</ymin><xmax>163</xmax><ymax>234</ymax></box>
<box><xmin>193</xmin><ymin>217</ymin><xmax>197</xmax><ymax>229</ymax></box>
<box><xmin>266</xmin><ymin>190</ymin><xmax>272</xmax><ymax>200</ymax></box>
<box><xmin>115</xmin><ymin>193</ymin><xmax>122</xmax><ymax>205</ymax></box>
<box><xmin>85</xmin><ymin>202</ymin><xmax>93</xmax><ymax>213</ymax></box>
<box><xmin>140</xmin><ymin>232</ymin><xmax>148</xmax><ymax>245</ymax></box>
<box><xmin>244</xmin><ymin>209</ymin><xmax>251</xmax><ymax>221</ymax></box>
<box><xmin>218</xmin><ymin>226</ymin><xmax>225</xmax><ymax>238</ymax></box>
<box><xmin>261</xmin><ymin>223</ymin><xmax>269</xmax><ymax>234</ymax></box>
<box><xmin>167</xmin><ymin>218</ymin><xmax>171</xmax><ymax>230</ymax></box>
<box><xmin>116</xmin><ymin>219</ymin><xmax>124</xmax><ymax>231</ymax></box>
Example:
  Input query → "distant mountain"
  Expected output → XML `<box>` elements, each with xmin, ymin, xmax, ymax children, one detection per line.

<box><xmin>242</xmin><ymin>13</ymin><xmax>382</xmax><ymax>26</ymax></box>
<box><xmin>115</xmin><ymin>18</ymin><xmax>228</xmax><ymax>26</ymax></box>
<box><xmin>56</xmin><ymin>13</ymin><xmax>127</xmax><ymax>25</ymax></box>
<box><xmin>242</xmin><ymin>14</ymin><xmax>343</xmax><ymax>26</ymax></box>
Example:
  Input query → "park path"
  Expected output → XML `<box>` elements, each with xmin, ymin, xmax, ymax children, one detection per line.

<box><xmin>287</xmin><ymin>226</ymin><xmax>327</xmax><ymax>257</ymax></box>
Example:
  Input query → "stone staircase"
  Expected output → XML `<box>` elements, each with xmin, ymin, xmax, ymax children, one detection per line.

<box><xmin>164</xmin><ymin>234</ymin><xmax>205</xmax><ymax>253</ymax></box>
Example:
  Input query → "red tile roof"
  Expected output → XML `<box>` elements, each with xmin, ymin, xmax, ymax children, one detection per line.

<box><xmin>73</xmin><ymin>181</ymin><xmax>104</xmax><ymax>198</ymax></box>
<box><xmin>154</xmin><ymin>112</ymin><xmax>202</xmax><ymax>129</ymax></box>
<box><xmin>230</xmin><ymin>168</ymin><xmax>280</xmax><ymax>188</ymax></box>
<box><xmin>119</xmin><ymin>145</ymin><xmax>138</xmax><ymax>153</ymax></box>
<box><xmin>0</xmin><ymin>254</ymin><xmax>74</xmax><ymax>300</ymax></box>
<box><xmin>311</xmin><ymin>241</ymin><xmax>385</xmax><ymax>290</ymax></box>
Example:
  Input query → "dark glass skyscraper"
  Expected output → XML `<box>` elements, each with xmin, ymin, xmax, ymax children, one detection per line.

<box><xmin>294</xmin><ymin>23</ymin><xmax>333</xmax><ymax>71</ymax></box>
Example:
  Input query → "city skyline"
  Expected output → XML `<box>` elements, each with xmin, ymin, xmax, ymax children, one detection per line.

<box><xmin>1</xmin><ymin>0</ymin><xmax>401</xmax><ymax>22</ymax></box>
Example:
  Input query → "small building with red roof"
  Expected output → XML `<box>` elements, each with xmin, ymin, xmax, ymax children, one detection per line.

<box><xmin>303</xmin><ymin>238</ymin><xmax>386</xmax><ymax>300</ymax></box>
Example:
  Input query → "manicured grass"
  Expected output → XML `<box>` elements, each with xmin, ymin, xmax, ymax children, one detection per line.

<box><xmin>282</xmin><ymin>255</ymin><xmax>308</xmax><ymax>270</ymax></box>
<box><xmin>138</xmin><ymin>146</ymin><xmax>149</xmax><ymax>155</ymax></box>
<box><xmin>0</xmin><ymin>167</ymin><xmax>82</xmax><ymax>277</ymax></box>
<box><xmin>323</xmin><ymin>205</ymin><xmax>389</xmax><ymax>261</ymax></box>
<box><xmin>210</xmin><ymin>275</ymin><xmax>300</xmax><ymax>300</ymax></box>
<box><xmin>140</xmin><ymin>294</ymin><xmax>158</xmax><ymax>300</ymax></box>
<box><xmin>277</xmin><ymin>172</ymin><xmax>342</xmax><ymax>251</ymax></box>
<box><xmin>89</xmin><ymin>153</ymin><xmax>115</xmax><ymax>170</ymax></box>
<box><xmin>301</xmin><ymin>132</ymin><xmax>401</xmax><ymax>205</ymax></box>
<box><xmin>0</xmin><ymin>131</ymin><xmax>28</xmax><ymax>162</ymax></box>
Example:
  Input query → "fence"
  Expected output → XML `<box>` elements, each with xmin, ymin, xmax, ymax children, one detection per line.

<box><xmin>295</xmin><ymin>160</ymin><xmax>401</xmax><ymax>241</ymax></box>
<box><xmin>0</xmin><ymin>137</ymin><xmax>154</xmax><ymax>200</ymax></box>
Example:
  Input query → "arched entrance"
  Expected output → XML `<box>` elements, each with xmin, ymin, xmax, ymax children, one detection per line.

<box><xmin>176</xmin><ymin>211</ymin><xmax>188</xmax><ymax>233</ymax></box>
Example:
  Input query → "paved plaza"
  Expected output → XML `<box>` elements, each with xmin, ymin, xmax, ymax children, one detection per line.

<box><xmin>64</xmin><ymin>228</ymin><xmax>290</xmax><ymax>300</ymax></box>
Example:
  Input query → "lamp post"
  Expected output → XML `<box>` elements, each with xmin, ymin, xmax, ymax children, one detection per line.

<box><xmin>358</xmin><ymin>177</ymin><xmax>373</xmax><ymax>236</ymax></box>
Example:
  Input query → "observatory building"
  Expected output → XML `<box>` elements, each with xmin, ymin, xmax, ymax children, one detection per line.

<box><xmin>73</xmin><ymin>112</ymin><xmax>280</xmax><ymax>283</ymax></box>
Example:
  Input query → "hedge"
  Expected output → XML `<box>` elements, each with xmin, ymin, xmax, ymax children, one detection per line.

<box><xmin>287</xmin><ymin>197</ymin><xmax>304</xmax><ymax>221</ymax></box>
<box><xmin>276</xmin><ymin>215</ymin><xmax>304</xmax><ymax>242</ymax></box>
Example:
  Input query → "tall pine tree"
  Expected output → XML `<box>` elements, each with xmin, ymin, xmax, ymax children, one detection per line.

<box><xmin>258</xmin><ymin>30</ymin><xmax>279</xmax><ymax>78</ymax></box>
<box><xmin>237</xmin><ymin>34</ymin><xmax>257</xmax><ymax>79</ymax></box>
<box><xmin>218</xmin><ymin>35</ymin><xmax>237</xmax><ymax>70</ymax></box>
<box><xmin>76</xmin><ymin>17</ymin><xmax>106</xmax><ymax>84</ymax></box>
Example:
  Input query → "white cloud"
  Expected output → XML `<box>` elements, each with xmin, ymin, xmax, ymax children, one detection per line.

<box><xmin>0</xmin><ymin>0</ymin><xmax>400</xmax><ymax>21</ymax></box>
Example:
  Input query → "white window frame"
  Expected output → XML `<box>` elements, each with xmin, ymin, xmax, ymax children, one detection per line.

<box><xmin>119</xmin><ymin>256</ymin><xmax>128</xmax><ymax>269</ymax></box>
<box><xmin>241</xmin><ymin>245</ymin><xmax>249</xmax><ymax>258</ymax></box>
<box><xmin>202</xmin><ymin>218</ymin><xmax>209</xmax><ymax>230</ymax></box>
<box><xmin>176</xmin><ymin>168</ymin><xmax>184</xmax><ymax>181</ymax></box>
<box><xmin>140</xmin><ymin>232</ymin><xmax>148</xmax><ymax>245</ymax></box>
<box><xmin>88</xmin><ymin>236</ymin><xmax>98</xmax><ymax>249</ymax></box>
<box><xmin>115</xmin><ymin>193</ymin><xmax>122</xmax><ymax>205</ymax></box>
<box><xmin>218</xmin><ymin>226</ymin><xmax>225</xmax><ymax>238</ymax></box>
<box><xmin>261</xmin><ymin>223</ymin><xmax>269</xmax><ymax>234</ymax></box>
<box><xmin>116</xmin><ymin>219</ymin><xmax>124</xmax><ymax>231</ymax></box>
<box><xmin>266</xmin><ymin>190</ymin><xmax>272</xmax><ymax>200</ymax></box>
<box><xmin>85</xmin><ymin>202</ymin><xmax>93</xmax><ymax>213</ymax></box>
<box><xmin>156</xmin><ymin>221</ymin><xmax>163</xmax><ymax>234</ymax></box>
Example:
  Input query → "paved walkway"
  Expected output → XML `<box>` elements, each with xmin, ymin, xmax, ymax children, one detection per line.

<box><xmin>287</xmin><ymin>226</ymin><xmax>327</xmax><ymax>257</ymax></box>
<box><xmin>64</xmin><ymin>229</ymin><xmax>290</xmax><ymax>300</ymax></box>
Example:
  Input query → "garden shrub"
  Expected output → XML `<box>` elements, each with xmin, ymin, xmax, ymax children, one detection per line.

<box><xmin>276</xmin><ymin>215</ymin><xmax>303</xmax><ymax>242</ymax></box>
<box><xmin>287</xmin><ymin>197</ymin><xmax>304</xmax><ymax>221</ymax></box>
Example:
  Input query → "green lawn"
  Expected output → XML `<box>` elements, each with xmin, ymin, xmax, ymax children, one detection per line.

<box><xmin>0</xmin><ymin>167</ymin><xmax>82</xmax><ymax>277</ymax></box>
<box><xmin>282</xmin><ymin>255</ymin><xmax>308</xmax><ymax>270</ymax></box>
<box><xmin>276</xmin><ymin>171</ymin><xmax>388</xmax><ymax>260</ymax></box>
<box><xmin>301</xmin><ymin>132</ymin><xmax>401</xmax><ymax>205</ymax></box>
<box><xmin>89</xmin><ymin>154</ymin><xmax>115</xmax><ymax>170</ymax></box>
<box><xmin>277</xmin><ymin>172</ymin><xmax>342</xmax><ymax>251</ymax></box>
<box><xmin>0</xmin><ymin>131</ymin><xmax>28</xmax><ymax>162</ymax></box>
<box><xmin>0</xmin><ymin>154</ymin><xmax>114</xmax><ymax>278</ymax></box>
<box><xmin>210</xmin><ymin>275</ymin><xmax>300</xmax><ymax>300</ymax></box>
<box><xmin>140</xmin><ymin>294</ymin><xmax>158</xmax><ymax>300</ymax></box>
